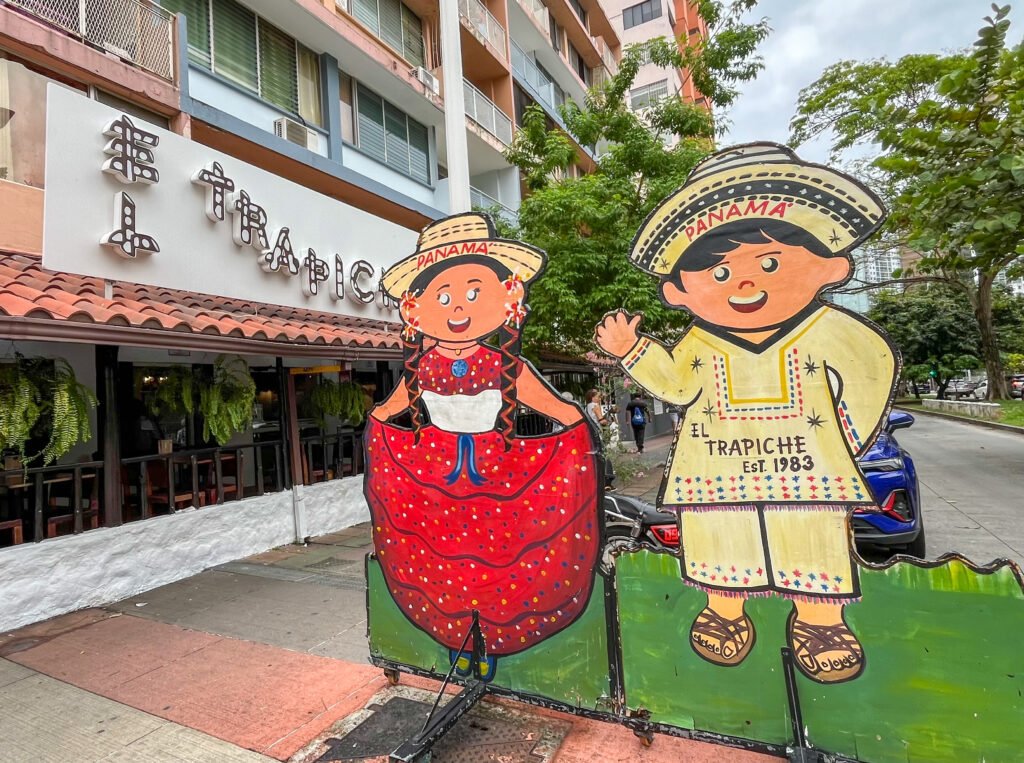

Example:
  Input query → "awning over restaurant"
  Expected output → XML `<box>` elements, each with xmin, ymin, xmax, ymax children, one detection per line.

<box><xmin>0</xmin><ymin>253</ymin><xmax>402</xmax><ymax>358</ymax></box>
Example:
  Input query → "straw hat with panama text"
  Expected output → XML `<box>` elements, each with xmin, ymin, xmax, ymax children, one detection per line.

<box><xmin>382</xmin><ymin>212</ymin><xmax>545</xmax><ymax>299</ymax></box>
<box><xmin>631</xmin><ymin>142</ymin><xmax>887</xmax><ymax>276</ymax></box>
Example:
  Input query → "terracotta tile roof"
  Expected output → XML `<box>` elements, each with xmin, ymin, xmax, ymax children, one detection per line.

<box><xmin>0</xmin><ymin>253</ymin><xmax>401</xmax><ymax>355</ymax></box>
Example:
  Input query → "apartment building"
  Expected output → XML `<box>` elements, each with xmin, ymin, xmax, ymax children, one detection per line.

<box><xmin>598</xmin><ymin>0</ymin><xmax>707</xmax><ymax>142</ymax></box>
<box><xmin>0</xmin><ymin>0</ymin><xmax>618</xmax><ymax>631</ymax></box>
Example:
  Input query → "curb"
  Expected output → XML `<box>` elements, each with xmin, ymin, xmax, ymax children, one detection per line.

<box><xmin>895</xmin><ymin>404</ymin><xmax>1024</xmax><ymax>436</ymax></box>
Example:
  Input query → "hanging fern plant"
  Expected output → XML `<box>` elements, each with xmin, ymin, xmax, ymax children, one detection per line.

<box><xmin>0</xmin><ymin>358</ymin><xmax>43</xmax><ymax>463</ymax></box>
<box><xmin>199</xmin><ymin>355</ymin><xmax>256</xmax><ymax>445</ymax></box>
<box><xmin>150</xmin><ymin>365</ymin><xmax>196</xmax><ymax>418</ymax></box>
<box><xmin>309</xmin><ymin>377</ymin><xmax>367</xmax><ymax>427</ymax></box>
<box><xmin>41</xmin><ymin>360</ymin><xmax>99</xmax><ymax>465</ymax></box>
<box><xmin>0</xmin><ymin>355</ymin><xmax>97</xmax><ymax>466</ymax></box>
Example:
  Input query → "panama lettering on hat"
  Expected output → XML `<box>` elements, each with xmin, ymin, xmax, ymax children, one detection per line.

<box><xmin>631</xmin><ymin>142</ymin><xmax>887</xmax><ymax>275</ymax></box>
<box><xmin>381</xmin><ymin>212</ymin><xmax>545</xmax><ymax>299</ymax></box>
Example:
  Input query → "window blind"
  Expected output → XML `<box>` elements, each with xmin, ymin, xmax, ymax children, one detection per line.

<box><xmin>258</xmin><ymin>20</ymin><xmax>298</xmax><ymax>114</ymax></box>
<box><xmin>379</xmin><ymin>0</ymin><xmax>404</xmax><ymax>55</ymax></box>
<box><xmin>408</xmin><ymin>120</ymin><xmax>429</xmax><ymax>184</ymax></box>
<box><xmin>159</xmin><ymin>0</ymin><xmax>211</xmax><ymax>67</ymax></box>
<box><xmin>212</xmin><ymin>0</ymin><xmax>258</xmax><ymax>91</ymax></box>
<box><xmin>353</xmin><ymin>0</ymin><xmax>380</xmax><ymax>36</ymax></box>
<box><xmin>384</xmin><ymin>100</ymin><xmax>410</xmax><ymax>175</ymax></box>
<box><xmin>356</xmin><ymin>84</ymin><xmax>386</xmax><ymax>162</ymax></box>
<box><xmin>402</xmin><ymin>6</ymin><xmax>425</xmax><ymax>67</ymax></box>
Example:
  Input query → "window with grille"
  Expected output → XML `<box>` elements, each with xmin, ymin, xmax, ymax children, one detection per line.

<box><xmin>622</xmin><ymin>0</ymin><xmax>662</xmax><ymax>30</ymax></box>
<box><xmin>355</xmin><ymin>83</ymin><xmax>430</xmax><ymax>184</ymax></box>
<box><xmin>351</xmin><ymin>0</ymin><xmax>425</xmax><ymax>66</ymax></box>
<box><xmin>629</xmin><ymin>79</ymin><xmax>668</xmax><ymax>110</ymax></box>
<box><xmin>160</xmin><ymin>0</ymin><xmax>323</xmax><ymax>125</ymax></box>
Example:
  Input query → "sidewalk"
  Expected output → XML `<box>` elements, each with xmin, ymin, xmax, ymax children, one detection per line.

<box><xmin>612</xmin><ymin>430</ymin><xmax>674</xmax><ymax>503</ymax></box>
<box><xmin>0</xmin><ymin>521</ymin><xmax>774</xmax><ymax>763</ymax></box>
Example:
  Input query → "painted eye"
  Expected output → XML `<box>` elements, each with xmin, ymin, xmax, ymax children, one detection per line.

<box><xmin>712</xmin><ymin>266</ymin><xmax>731</xmax><ymax>283</ymax></box>
<box><xmin>438</xmin><ymin>292</ymin><xmax>451</xmax><ymax>306</ymax></box>
<box><xmin>466</xmin><ymin>288</ymin><xmax>480</xmax><ymax>302</ymax></box>
<box><xmin>761</xmin><ymin>257</ymin><xmax>779</xmax><ymax>273</ymax></box>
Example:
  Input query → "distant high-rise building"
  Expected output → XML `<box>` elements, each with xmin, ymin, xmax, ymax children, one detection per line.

<box><xmin>830</xmin><ymin>247</ymin><xmax>902</xmax><ymax>314</ymax></box>
<box><xmin>598</xmin><ymin>0</ymin><xmax>707</xmax><ymax>144</ymax></box>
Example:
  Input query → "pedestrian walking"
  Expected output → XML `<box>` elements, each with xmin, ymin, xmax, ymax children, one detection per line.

<box><xmin>626</xmin><ymin>392</ymin><xmax>650</xmax><ymax>453</ymax></box>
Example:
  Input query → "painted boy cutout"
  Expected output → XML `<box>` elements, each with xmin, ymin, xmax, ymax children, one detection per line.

<box><xmin>597</xmin><ymin>143</ymin><xmax>898</xmax><ymax>683</ymax></box>
<box><xmin>366</xmin><ymin>213</ymin><xmax>600</xmax><ymax>682</ymax></box>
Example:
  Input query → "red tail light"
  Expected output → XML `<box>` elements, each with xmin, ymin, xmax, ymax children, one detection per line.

<box><xmin>651</xmin><ymin>524</ymin><xmax>680</xmax><ymax>546</ymax></box>
<box><xmin>880</xmin><ymin>490</ymin><xmax>912</xmax><ymax>521</ymax></box>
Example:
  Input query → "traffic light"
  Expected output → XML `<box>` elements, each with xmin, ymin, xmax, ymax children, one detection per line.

<box><xmin>929</xmin><ymin>363</ymin><xmax>938</xmax><ymax>379</ymax></box>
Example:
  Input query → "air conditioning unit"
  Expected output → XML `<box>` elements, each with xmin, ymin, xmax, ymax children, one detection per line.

<box><xmin>273</xmin><ymin>117</ymin><xmax>318</xmax><ymax>150</ymax></box>
<box><xmin>413</xmin><ymin>67</ymin><xmax>440</xmax><ymax>96</ymax></box>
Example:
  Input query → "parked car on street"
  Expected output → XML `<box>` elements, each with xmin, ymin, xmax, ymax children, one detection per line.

<box><xmin>852</xmin><ymin>411</ymin><xmax>925</xmax><ymax>558</ymax></box>
<box><xmin>948</xmin><ymin>379</ymin><xmax>980</xmax><ymax>399</ymax></box>
<box><xmin>1011</xmin><ymin>375</ymin><xmax>1024</xmax><ymax>399</ymax></box>
<box><xmin>605</xmin><ymin>411</ymin><xmax>925</xmax><ymax>559</ymax></box>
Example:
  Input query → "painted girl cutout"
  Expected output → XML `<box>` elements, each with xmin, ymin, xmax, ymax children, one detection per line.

<box><xmin>365</xmin><ymin>213</ymin><xmax>601</xmax><ymax>681</ymax></box>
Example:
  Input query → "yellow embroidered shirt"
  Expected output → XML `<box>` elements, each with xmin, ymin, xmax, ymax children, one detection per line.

<box><xmin>622</xmin><ymin>306</ymin><xmax>896</xmax><ymax>506</ymax></box>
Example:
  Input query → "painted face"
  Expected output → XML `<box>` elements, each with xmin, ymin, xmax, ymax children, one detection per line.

<box><xmin>405</xmin><ymin>262</ymin><xmax>516</xmax><ymax>342</ymax></box>
<box><xmin>661</xmin><ymin>239</ymin><xmax>851</xmax><ymax>331</ymax></box>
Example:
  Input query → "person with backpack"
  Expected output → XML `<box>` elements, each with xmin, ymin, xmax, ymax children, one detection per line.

<box><xmin>626</xmin><ymin>392</ymin><xmax>650</xmax><ymax>453</ymax></box>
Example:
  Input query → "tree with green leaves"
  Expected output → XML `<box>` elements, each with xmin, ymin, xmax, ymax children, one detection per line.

<box><xmin>791</xmin><ymin>5</ymin><xmax>1024</xmax><ymax>399</ymax></box>
<box><xmin>502</xmin><ymin>1</ymin><xmax>769</xmax><ymax>355</ymax></box>
<box><xmin>867</xmin><ymin>285</ymin><xmax>981</xmax><ymax>400</ymax></box>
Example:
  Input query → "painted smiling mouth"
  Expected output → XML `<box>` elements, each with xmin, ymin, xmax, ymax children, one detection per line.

<box><xmin>447</xmin><ymin>317</ymin><xmax>471</xmax><ymax>333</ymax></box>
<box><xmin>728</xmin><ymin>291</ymin><xmax>768</xmax><ymax>313</ymax></box>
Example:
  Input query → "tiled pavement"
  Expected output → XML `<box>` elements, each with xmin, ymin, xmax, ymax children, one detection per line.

<box><xmin>0</xmin><ymin>466</ymin><xmax>776</xmax><ymax>763</ymax></box>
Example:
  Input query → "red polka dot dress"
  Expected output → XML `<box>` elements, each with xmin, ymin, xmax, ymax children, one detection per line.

<box><xmin>365</xmin><ymin>347</ymin><xmax>600</xmax><ymax>655</ymax></box>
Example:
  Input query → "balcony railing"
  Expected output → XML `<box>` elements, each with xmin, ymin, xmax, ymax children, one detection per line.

<box><xmin>463</xmin><ymin>79</ymin><xmax>513</xmax><ymax>145</ymax></box>
<box><xmin>457</xmin><ymin>0</ymin><xmax>507</xmax><ymax>62</ymax></box>
<box><xmin>511</xmin><ymin>41</ymin><xmax>563</xmax><ymax>114</ymax></box>
<box><xmin>6</xmin><ymin>0</ymin><xmax>176</xmax><ymax>81</ymax></box>
<box><xmin>470</xmin><ymin>186</ymin><xmax>518</xmax><ymax>225</ymax></box>
<box><xmin>515</xmin><ymin>0</ymin><xmax>548</xmax><ymax>31</ymax></box>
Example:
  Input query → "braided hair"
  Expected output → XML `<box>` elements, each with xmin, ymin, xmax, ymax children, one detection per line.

<box><xmin>496</xmin><ymin>322</ymin><xmax>521</xmax><ymax>451</ymax></box>
<box><xmin>402</xmin><ymin>331</ymin><xmax>427</xmax><ymax>443</ymax></box>
<box><xmin>404</xmin><ymin>256</ymin><xmax>519</xmax><ymax>448</ymax></box>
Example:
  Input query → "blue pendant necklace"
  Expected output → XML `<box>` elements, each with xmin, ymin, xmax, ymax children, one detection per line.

<box><xmin>452</xmin><ymin>359</ymin><xmax>469</xmax><ymax>378</ymax></box>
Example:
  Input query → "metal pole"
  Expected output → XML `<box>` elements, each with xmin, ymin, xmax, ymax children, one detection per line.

<box><xmin>439</xmin><ymin>0</ymin><xmax>471</xmax><ymax>212</ymax></box>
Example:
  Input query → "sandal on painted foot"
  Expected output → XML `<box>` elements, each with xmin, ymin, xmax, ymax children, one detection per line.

<box><xmin>689</xmin><ymin>606</ymin><xmax>755</xmax><ymax>666</ymax></box>
<box><xmin>787</xmin><ymin>611</ymin><xmax>865</xmax><ymax>683</ymax></box>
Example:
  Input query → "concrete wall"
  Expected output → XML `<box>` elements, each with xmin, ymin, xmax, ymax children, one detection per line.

<box><xmin>0</xmin><ymin>476</ymin><xmax>369</xmax><ymax>632</ymax></box>
<box><xmin>922</xmin><ymin>398</ymin><xmax>1003</xmax><ymax>421</ymax></box>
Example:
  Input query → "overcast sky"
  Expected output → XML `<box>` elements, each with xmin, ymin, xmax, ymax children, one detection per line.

<box><xmin>722</xmin><ymin>0</ymin><xmax>1024</xmax><ymax>162</ymax></box>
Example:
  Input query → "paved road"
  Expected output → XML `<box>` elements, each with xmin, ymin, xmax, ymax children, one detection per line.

<box><xmin>895</xmin><ymin>413</ymin><xmax>1024</xmax><ymax>564</ymax></box>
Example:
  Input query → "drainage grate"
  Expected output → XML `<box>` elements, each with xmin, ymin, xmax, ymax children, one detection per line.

<box><xmin>312</xmin><ymin>694</ymin><xmax>568</xmax><ymax>763</ymax></box>
<box><xmin>306</xmin><ymin>557</ymin><xmax>358</xmax><ymax>575</ymax></box>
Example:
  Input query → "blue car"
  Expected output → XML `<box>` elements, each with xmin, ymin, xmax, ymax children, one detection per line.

<box><xmin>853</xmin><ymin>411</ymin><xmax>926</xmax><ymax>558</ymax></box>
